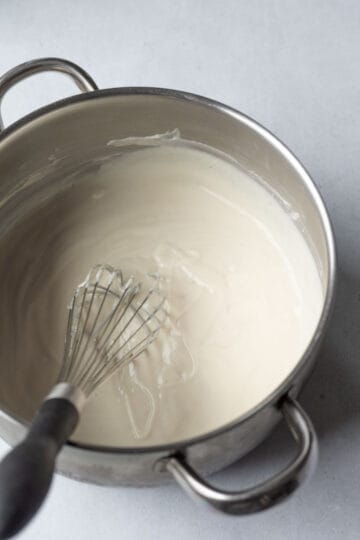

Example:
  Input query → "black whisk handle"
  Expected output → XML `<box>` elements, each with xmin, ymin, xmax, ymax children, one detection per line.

<box><xmin>0</xmin><ymin>398</ymin><xmax>79</xmax><ymax>539</ymax></box>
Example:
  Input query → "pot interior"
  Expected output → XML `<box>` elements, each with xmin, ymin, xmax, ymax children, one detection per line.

<box><xmin>0</xmin><ymin>92</ymin><xmax>332</xmax><ymax>448</ymax></box>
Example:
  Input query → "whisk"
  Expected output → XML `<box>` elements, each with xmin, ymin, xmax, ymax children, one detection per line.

<box><xmin>0</xmin><ymin>264</ymin><xmax>166</xmax><ymax>539</ymax></box>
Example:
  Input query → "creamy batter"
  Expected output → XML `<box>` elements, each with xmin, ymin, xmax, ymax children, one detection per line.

<box><xmin>0</xmin><ymin>142</ymin><xmax>323</xmax><ymax>447</ymax></box>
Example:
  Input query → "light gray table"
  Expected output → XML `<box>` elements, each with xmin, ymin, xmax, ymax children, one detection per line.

<box><xmin>0</xmin><ymin>1</ymin><xmax>359</xmax><ymax>538</ymax></box>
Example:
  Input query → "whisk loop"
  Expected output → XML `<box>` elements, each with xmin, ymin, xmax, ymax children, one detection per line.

<box><xmin>58</xmin><ymin>264</ymin><xmax>166</xmax><ymax>396</ymax></box>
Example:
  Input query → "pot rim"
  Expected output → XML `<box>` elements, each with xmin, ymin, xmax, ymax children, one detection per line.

<box><xmin>0</xmin><ymin>87</ymin><xmax>337</xmax><ymax>455</ymax></box>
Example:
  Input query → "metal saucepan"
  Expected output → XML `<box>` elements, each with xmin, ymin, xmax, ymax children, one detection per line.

<box><xmin>0</xmin><ymin>58</ymin><xmax>336</xmax><ymax>514</ymax></box>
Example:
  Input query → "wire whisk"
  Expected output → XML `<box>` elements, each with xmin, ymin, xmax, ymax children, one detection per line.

<box><xmin>0</xmin><ymin>264</ymin><xmax>166</xmax><ymax>538</ymax></box>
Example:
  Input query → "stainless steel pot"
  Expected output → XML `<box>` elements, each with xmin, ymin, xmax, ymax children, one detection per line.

<box><xmin>0</xmin><ymin>58</ymin><xmax>336</xmax><ymax>515</ymax></box>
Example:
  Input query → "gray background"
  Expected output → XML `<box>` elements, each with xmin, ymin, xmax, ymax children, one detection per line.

<box><xmin>0</xmin><ymin>1</ymin><xmax>359</xmax><ymax>538</ymax></box>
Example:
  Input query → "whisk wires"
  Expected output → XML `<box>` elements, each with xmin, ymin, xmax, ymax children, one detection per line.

<box><xmin>58</xmin><ymin>264</ymin><xmax>166</xmax><ymax>396</ymax></box>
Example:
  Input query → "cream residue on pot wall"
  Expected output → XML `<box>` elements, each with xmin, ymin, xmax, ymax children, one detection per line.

<box><xmin>107</xmin><ymin>128</ymin><xmax>181</xmax><ymax>148</ymax></box>
<box><xmin>0</xmin><ymin>143</ymin><xmax>323</xmax><ymax>447</ymax></box>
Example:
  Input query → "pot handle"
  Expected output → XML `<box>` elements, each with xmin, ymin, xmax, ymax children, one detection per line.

<box><xmin>163</xmin><ymin>396</ymin><xmax>317</xmax><ymax>514</ymax></box>
<box><xmin>0</xmin><ymin>57</ymin><xmax>98</xmax><ymax>131</ymax></box>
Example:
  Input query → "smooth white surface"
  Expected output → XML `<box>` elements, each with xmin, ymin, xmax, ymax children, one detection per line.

<box><xmin>0</xmin><ymin>1</ymin><xmax>359</xmax><ymax>538</ymax></box>
<box><xmin>0</xmin><ymin>143</ymin><xmax>323</xmax><ymax>446</ymax></box>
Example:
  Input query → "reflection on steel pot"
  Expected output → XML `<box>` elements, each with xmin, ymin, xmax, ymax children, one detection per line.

<box><xmin>0</xmin><ymin>58</ymin><xmax>336</xmax><ymax>515</ymax></box>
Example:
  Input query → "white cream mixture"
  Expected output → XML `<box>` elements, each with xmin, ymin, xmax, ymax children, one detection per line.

<box><xmin>0</xmin><ymin>143</ymin><xmax>323</xmax><ymax>447</ymax></box>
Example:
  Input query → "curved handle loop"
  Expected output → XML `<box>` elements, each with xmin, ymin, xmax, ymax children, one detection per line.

<box><xmin>164</xmin><ymin>396</ymin><xmax>317</xmax><ymax>515</ymax></box>
<box><xmin>0</xmin><ymin>57</ymin><xmax>98</xmax><ymax>131</ymax></box>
